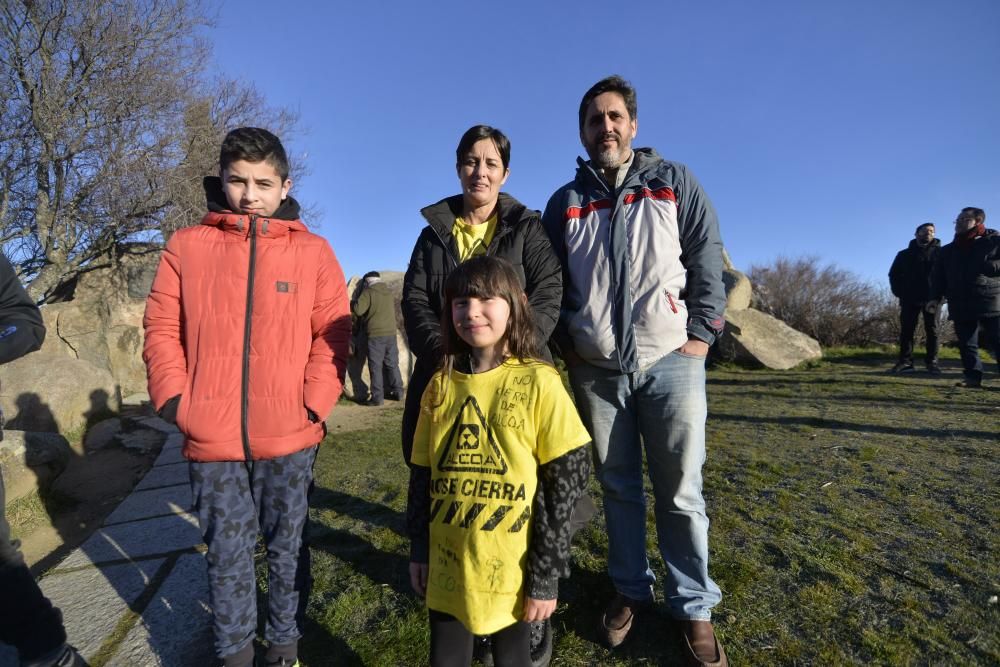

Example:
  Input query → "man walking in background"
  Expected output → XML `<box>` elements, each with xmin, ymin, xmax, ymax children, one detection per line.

<box><xmin>888</xmin><ymin>222</ymin><xmax>941</xmax><ymax>373</ymax></box>
<box><xmin>931</xmin><ymin>207</ymin><xmax>1000</xmax><ymax>388</ymax></box>
<box><xmin>543</xmin><ymin>75</ymin><xmax>728</xmax><ymax>666</ymax></box>
<box><xmin>351</xmin><ymin>271</ymin><xmax>403</xmax><ymax>406</ymax></box>
<box><xmin>0</xmin><ymin>254</ymin><xmax>87</xmax><ymax>666</ymax></box>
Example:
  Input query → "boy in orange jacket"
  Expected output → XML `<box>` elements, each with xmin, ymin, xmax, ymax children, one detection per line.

<box><xmin>143</xmin><ymin>127</ymin><xmax>351</xmax><ymax>667</ymax></box>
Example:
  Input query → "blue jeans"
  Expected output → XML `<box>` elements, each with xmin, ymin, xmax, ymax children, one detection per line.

<box><xmin>952</xmin><ymin>316</ymin><xmax>1000</xmax><ymax>382</ymax></box>
<box><xmin>568</xmin><ymin>351</ymin><xmax>721</xmax><ymax>620</ymax></box>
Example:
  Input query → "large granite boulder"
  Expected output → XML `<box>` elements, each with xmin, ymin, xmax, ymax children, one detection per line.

<box><xmin>345</xmin><ymin>271</ymin><xmax>414</xmax><ymax>399</ymax></box>
<box><xmin>722</xmin><ymin>268</ymin><xmax>753</xmax><ymax>312</ymax></box>
<box><xmin>1</xmin><ymin>353</ymin><xmax>120</xmax><ymax>434</ymax></box>
<box><xmin>39</xmin><ymin>245</ymin><xmax>158</xmax><ymax>396</ymax></box>
<box><xmin>716</xmin><ymin>308</ymin><xmax>822</xmax><ymax>370</ymax></box>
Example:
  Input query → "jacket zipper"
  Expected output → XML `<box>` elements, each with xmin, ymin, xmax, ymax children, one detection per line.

<box><xmin>429</xmin><ymin>224</ymin><xmax>459</xmax><ymax>269</ymax></box>
<box><xmin>665</xmin><ymin>289</ymin><xmax>678</xmax><ymax>313</ymax></box>
<box><xmin>240</xmin><ymin>215</ymin><xmax>258</xmax><ymax>466</ymax></box>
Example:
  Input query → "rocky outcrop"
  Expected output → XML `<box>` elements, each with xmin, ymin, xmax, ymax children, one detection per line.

<box><xmin>1</xmin><ymin>353</ymin><xmax>120</xmax><ymax>434</ymax></box>
<box><xmin>0</xmin><ymin>430</ymin><xmax>73</xmax><ymax>504</ymax></box>
<box><xmin>717</xmin><ymin>248</ymin><xmax>822</xmax><ymax>369</ymax></box>
<box><xmin>716</xmin><ymin>308</ymin><xmax>822</xmax><ymax>370</ymax></box>
<box><xmin>38</xmin><ymin>246</ymin><xmax>158</xmax><ymax>398</ymax></box>
<box><xmin>723</xmin><ymin>268</ymin><xmax>753</xmax><ymax>312</ymax></box>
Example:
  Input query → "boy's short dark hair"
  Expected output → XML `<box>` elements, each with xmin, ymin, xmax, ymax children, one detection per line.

<box><xmin>915</xmin><ymin>222</ymin><xmax>934</xmax><ymax>234</ymax></box>
<box><xmin>579</xmin><ymin>75</ymin><xmax>638</xmax><ymax>134</ymax></box>
<box><xmin>456</xmin><ymin>125</ymin><xmax>511</xmax><ymax>172</ymax></box>
<box><xmin>220</xmin><ymin>127</ymin><xmax>290</xmax><ymax>181</ymax></box>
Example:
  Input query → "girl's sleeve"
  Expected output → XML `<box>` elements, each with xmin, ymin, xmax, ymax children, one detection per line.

<box><xmin>406</xmin><ymin>396</ymin><xmax>434</xmax><ymax>563</ymax></box>
<box><xmin>525</xmin><ymin>446</ymin><xmax>590</xmax><ymax>599</ymax></box>
<box><xmin>406</xmin><ymin>465</ymin><xmax>431</xmax><ymax>563</ymax></box>
<box><xmin>525</xmin><ymin>367</ymin><xmax>593</xmax><ymax>598</ymax></box>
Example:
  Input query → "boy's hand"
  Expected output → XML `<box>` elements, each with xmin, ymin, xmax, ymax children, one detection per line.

<box><xmin>159</xmin><ymin>395</ymin><xmax>181</xmax><ymax>425</ymax></box>
<box><xmin>409</xmin><ymin>562</ymin><xmax>428</xmax><ymax>597</ymax></box>
<box><xmin>523</xmin><ymin>597</ymin><xmax>556</xmax><ymax>622</ymax></box>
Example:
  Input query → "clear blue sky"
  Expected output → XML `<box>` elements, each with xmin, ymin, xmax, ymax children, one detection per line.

<box><xmin>208</xmin><ymin>0</ymin><xmax>999</xmax><ymax>287</ymax></box>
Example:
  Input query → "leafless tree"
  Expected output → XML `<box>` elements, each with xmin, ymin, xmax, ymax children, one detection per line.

<box><xmin>749</xmin><ymin>255</ymin><xmax>897</xmax><ymax>347</ymax></box>
<box><xmin>0</xmin><ymin>0</ymin><xmax>301</xmax><ymax>302</ymax></box>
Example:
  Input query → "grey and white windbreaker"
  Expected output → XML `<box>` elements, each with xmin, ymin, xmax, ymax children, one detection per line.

<box><xmin>542</xmin><ymin>148</ymin><xmax>726</xmax><ymax>373</ymax></box>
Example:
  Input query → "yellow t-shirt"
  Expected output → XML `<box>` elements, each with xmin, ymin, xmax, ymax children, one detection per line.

<box><xmin>411</xmin><ymin>359</ymin><xmax>591</xmax><ymax>634</ymax></box>
<box><xmin>452</xmin><ymin>214</ymin><xmax>498</xmax><ymax>261</ymax></box>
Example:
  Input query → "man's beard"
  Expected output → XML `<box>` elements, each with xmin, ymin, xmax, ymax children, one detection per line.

<box><xmin>589</xmin><ymin>135</ymin><xmax>629</xmax><ymax>170</ymax></box>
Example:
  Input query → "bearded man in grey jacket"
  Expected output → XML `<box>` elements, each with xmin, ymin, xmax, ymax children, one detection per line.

<box><xmin>542</xmin><ymin>75</ymin><xmax>728</xmax><ymax>667</ymax></box>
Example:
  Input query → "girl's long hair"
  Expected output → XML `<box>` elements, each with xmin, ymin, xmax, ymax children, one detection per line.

<box><xmin>426</xmin><ymin>256</ymin><xmax>540</xmax><ymax>408</ymax></box>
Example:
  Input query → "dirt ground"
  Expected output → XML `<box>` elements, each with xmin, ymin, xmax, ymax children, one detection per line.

<box><xmin>22</xmin><ymin>441</ymin><xmax>160</xmax><ymax>574</ymax></box>
<box><xmin>325</xmin><ymin>398</ymin><xmax>402</xmax><ymax>435</ymax></box>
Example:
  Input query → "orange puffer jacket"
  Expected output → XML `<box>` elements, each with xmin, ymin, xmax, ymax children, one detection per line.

<box><xmin>143</xmin><ymin>199</ymin><xmax>351</xmax><ymax>462</ymax></box>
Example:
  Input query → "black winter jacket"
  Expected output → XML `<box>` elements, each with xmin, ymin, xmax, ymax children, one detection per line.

<box><xmin>930</xmin><ymin>229</ymin><xmax>1000</xmax><ymax>321</ymax></box>
<box><xmin>0</xmin><ymin>256</ymin><xmax>45</xmax><ymax>365</ymax></box>
<box><xmin>401</xmin><ymin>193</ymin><xmax>562</xmax><ymax>370</ymax></box>
<box><xmin>0</xmin><ymin>255</ymin><xmax>46</xmax><ymax>438</ymax></box>
<box><xmin>889</xmin><ymin>239</ymin><xmax>940</xmax><ymax>304</ymax></box>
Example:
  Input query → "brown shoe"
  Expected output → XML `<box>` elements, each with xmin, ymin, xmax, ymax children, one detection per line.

<box><xmin>679</xmin><ymin>620</ymin><xmax>728</xmax><ymax>667</ymax></box>
<box><xmin>600</xmin><ymin>593</ymin><xmax>651</xmax><ymax>648</ymax></box>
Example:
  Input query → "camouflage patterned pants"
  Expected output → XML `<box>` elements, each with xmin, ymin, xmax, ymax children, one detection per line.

<box><xmin>190</xmin><ymin>446</ymin><xmax>318</xmax><ymax>659</ymax></box>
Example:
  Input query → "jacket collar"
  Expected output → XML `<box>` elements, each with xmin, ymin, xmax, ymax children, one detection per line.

<box><xmin>420</xmin><ymin>192</ymin><xmax>532</xmax><ymax>240</ymax></box>
<box><xmin>575</xmin><ymin>147</ymin><xmax>663</xmax><ymax>195</ymax></box>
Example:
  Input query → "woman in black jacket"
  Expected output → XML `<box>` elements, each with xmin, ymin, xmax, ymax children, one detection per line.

<box><xmin>401</xmin><ymin>125</ymin><xmax>564</xmax><ymax>667</ymax></box>
<box><xmin>401</xmin><ymin>125</ymin><xmax>562</xmax><ymax>465</ymax></box>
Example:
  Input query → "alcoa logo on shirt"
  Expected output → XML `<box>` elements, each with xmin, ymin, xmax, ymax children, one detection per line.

<box><xmin>431</xmin><ymin>395</ymin><xmax>530</xmax><ymax>533</ymax></box>
<box><xmin>438</xmin><ymin>397</ymin><xmax>508</xmax><ymax>474</ymax></box>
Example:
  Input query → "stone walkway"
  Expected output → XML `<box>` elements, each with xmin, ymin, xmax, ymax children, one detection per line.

<box><xmin>1</xmin><ymin>424</ymin><xmax>214</xmax><ymax>666</ymax></box>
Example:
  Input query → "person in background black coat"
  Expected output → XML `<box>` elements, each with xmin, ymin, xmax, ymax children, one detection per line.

<box><xmin>0</xmin><ymin>254</ymin><xmax>87</xmax><ymax>666</ymax></box>
<box><xmin>888</xmin><ymin>222</ymin><xmax>942</xmax><ymax>373</ymax></box>
<box><xmin>930</xmin><ymin>207</ymin><xmax>1000</xmax><ymax>388</ymax></box>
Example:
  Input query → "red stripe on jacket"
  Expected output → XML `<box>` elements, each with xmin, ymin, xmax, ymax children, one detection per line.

<box><xmin>564</xmin><ymin>187</ymin><xmax>676</xmax><ymax>221</ymax></box>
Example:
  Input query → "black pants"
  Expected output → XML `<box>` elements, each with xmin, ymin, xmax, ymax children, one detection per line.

<box><xmin>898</xmin><ymin>301</ymin><xmax>939</xmax><ymax>365</ymax></box>
<box><xmin>429</xmin><ymin>609</ymin><xmax>530</xmax><ymax>667</ymax></box>
<box><xmin>366</xmin><ymin>335</ymin><xmax>404</xmax><ymax>403</ymax></box>
<box><xmin>953</xmin><ymin>316</ymin><xmax>1000</xmax><ymax>381</ymax></box>
<box><xmin>0</xmin><ymin>471</ymin><xmax>67</xmax><ymax>661</ymax></box>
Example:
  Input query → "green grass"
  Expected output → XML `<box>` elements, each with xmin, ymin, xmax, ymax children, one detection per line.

<box><xmin>288</xmin><ymin>353</ymin><xmax>999</xmax><ymax>665</ymax></box>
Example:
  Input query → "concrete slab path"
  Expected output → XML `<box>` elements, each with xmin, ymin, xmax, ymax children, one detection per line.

<box><xmin>0</xmin><ymin>431</ymin><xmax>215</xmax><ymax>666</ymax></box>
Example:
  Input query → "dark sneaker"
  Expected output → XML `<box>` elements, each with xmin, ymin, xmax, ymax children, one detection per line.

<box><xmin>54</xmin><ymin>646</ymin><xmax>88</xmax><ymax>667</ymax></box>
<box><xmin>926</xmin><ymin>362</ymin><xmax>942</xmax><ymax>375</ymax></box>
<box><xmin>529</xmin><ymin>618</ymin><xmax>553</xmax><ymax>667</ymax></box>
<box><xmin>891</xmin><ymin>361</ymin><xmax>915</xmax><ymax>373</ymax></box>
<box><xmin>386</xmin><ymin>391</ymin><xmax>402</xmax><ymax>401</ymax></box>
<box><xmin>265</xmin><ymin>641</ymin><xmax>299</xmax><ymax>666</ymax></box>
<box><xmin>600</xmin><ymin>593</ymin><xmax>652</xmax><ymax>648</ymax></box>
<box><xmin>24</xmin><ymin>644</ymin><xmax>89</xmax><ymax>667</ymax></box>
<box><xmin>955</xmin><ymin>378</ymin><xmax>983</xmax><ymax>388</ymax></box>
<box><xmin>679</xmin><ymin>620</ymin><xmax>728</xmax><ymax>667</ymax></box>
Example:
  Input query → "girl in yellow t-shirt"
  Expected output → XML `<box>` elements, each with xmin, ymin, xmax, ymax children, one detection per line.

<box><xmin>407</xmin><ymin>255</ymin><xmax>591</xmax><ymax>667</ymax></box>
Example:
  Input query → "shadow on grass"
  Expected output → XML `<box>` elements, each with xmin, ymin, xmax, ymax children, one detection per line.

<box><xmin>711</xmin><ymin>412</ymin><xmax>998</xmax><ymax>441</ymax></box>
<box><xmin>298</xmin><ymin>616</ymin><xmax>364</xmax><ymax>667</ymax></box>
<box><xmin>310</xmin><ymin>487</ymin><xmax>405</xmax><ymax>536</ymax></box>
<box><xmin>310</xmin><ymin>525</ymin><xmax>410</xmax><ymax>598</ymax></box>
<box><xmin>557</xmin><ymin>563</ymin><xmax>691</xmax><ymax>664</ymax></box>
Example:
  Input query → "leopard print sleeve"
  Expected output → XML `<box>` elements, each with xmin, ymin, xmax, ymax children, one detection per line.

<box><xmin>406</xmin><ymin>464</ymin><xmax>431</xmax><ymax>563</ymax></box>
<box><xmin>525</xmin><ymin>444</ymin><xmax>591</xmax><ymax>599</ymax></box>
